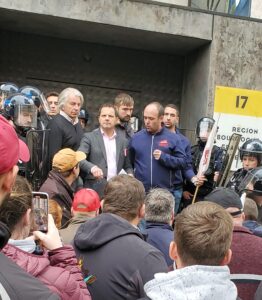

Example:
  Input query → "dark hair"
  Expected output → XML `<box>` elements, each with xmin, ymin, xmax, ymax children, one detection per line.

<box><xmin>52</xmin><ymin>163</ymin><xmax>79</xmax><ymax>178</ymax></box>
<box><xmin>45</xmin><ymin>91</ymin><xmax>59</xmax><ymax>98</ymax></box>
<box><xmin>165</xmin><ymin>104</ymin><xmax>180</xmax><ymax>117</ymax></box>
<box><xmin>0</xmin><ymin>176</ymin><xmax>32</xmax><ymax>233</ymax></box>
<box><xmin>103</xmin><ymin>175</ymin><xmax>145</xmax><ymax>221</ymax></box>
<box><xmin>97</xmin><ymin>103</ymin><xmax>116</xmax><ymax>118</ymax></box>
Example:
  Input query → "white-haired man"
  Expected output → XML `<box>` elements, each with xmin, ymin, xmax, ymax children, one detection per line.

<box><xmin>47</xmin><ymin>87</ymin><xmax>84</xmax><ymax>166</ymax></box>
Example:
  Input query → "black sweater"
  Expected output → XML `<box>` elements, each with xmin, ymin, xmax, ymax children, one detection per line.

<box><xmin>47</xmin><ymin>114</ymin><xmax>83</xmax><ymax>164</ymax></box>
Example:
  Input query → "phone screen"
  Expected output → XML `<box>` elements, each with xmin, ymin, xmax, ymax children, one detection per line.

<box><xmin>32</xmin><ymin>192</ymin><xmax>49</xmax><ymax>233</ymax></box>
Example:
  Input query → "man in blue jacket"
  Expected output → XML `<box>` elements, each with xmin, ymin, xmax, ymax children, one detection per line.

<box><xmin>143</xmin><ymin>188</ymin><xmax>174</xmax><ymax>267</ymax></box>
<box><xmin>129</xmin><ymin>102</ymin><xmax>187</xmax><ymax>194</ymax></box>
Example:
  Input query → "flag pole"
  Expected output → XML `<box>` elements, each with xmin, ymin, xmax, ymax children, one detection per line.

<box><xmin>192</xmin><ymin>185</ymin><xmax>199</xmax><ymax>204</ymax></box>
<box><xmin>192</xmin><ymin>114</ymin><xmax>220</xmax><ymax>205</ymax></box>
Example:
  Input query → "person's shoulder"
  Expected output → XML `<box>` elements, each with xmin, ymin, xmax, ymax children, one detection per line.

<box><xmin>161</xmin><ymin>128</ymin><xmax>179</xmax><ymax>139</ymax></box>
<box><xmin>51</xmin><ymin>114</ymin><xmax>64</xmax><ymax>123</ymax></box>
<box><xmin>131</xmin><ymin>129</ymin><xmax>147</xmax><ymax>139</ymax></box>
<box><xmin>213</xmin><ymin>145</ymin><xmax>224</xmax><ymax>153</ymax></box>
<box><xmin>232</xmin><ymin>227</ymin><xmax>262</xmax><ymax>258</ymax></box>
<box><xmin>233</xmin><ymin>225</ymin><xmax>262</xmax><ymax>242</ymax></box>
<box><xmin>177</xmin><ymin>132</ymin><xmax>190</xmax><ymax>143</ymax></box>
<box><xmin>83</xmin><ymin>128</ymin><xmax>100</xmax><ymax>137</ymax></box>
<box><xmin>3</xmin><ymin>244</ymin><xmax>50</xmax><ymax>274</ymax></box>
<box><xmin>92</xmin><ymin>128</ymin><xmax>101</xmax><ymax>135</ymax></box>
<box><xmin>253</xmin><ymin>227</ymin><xmax>262</xmax><ymax>238</ymax></box>
<box><xmin>40</xmin><ymin>175</ymin><xmax>56</xmax><ymax>188</ymax></box>
<box><xmin>39</xmin><ymin>176</ymin><xmax>59</xmax><ymax>196</ymax></box>
<box><xmin>47</xmin><ymin>115</ymin><xmax>57</xmax><ymax>127</ymax></box>
<box><xmin>115</xmin><ymin>123</ymin><xmax>125</xmax><ymax>131</ymax></box>
<box><xmin>191</xmin><ymin>144</ymin><xmax>199</xmax><ymax>151</ymax></box>
<box><xmin>133</xmin><ymin>234</ymin><xmax>165</xmax><ymax>255</ymax></box>
<box><xmin>0</xmin><ymin>252</ymin><xmax>59</xmax><ymax>300</ymax></box>
<box><xmin>47</xmin><ymin>114</ymin><xmax>66</xmax><ymax>129</ymax></box>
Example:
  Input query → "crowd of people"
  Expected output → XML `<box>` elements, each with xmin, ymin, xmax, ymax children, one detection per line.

<box><xmin>0</xmin><ymin>81</ymin><xmax>262</xmax><ymax>300</ymax></box>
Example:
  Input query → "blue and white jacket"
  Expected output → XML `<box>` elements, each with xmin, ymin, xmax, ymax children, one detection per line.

<box><xmin>129</xmin><ymin>127</ymin><xmax>188</xmax><ymax>192</ymax></box>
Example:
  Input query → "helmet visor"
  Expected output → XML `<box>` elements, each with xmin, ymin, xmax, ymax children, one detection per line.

<box><xmin>238</xmin><ymin>168</ymin><xmax>262</xmax><ymax>195</ymax></box>
<box><xmin>14</xmin><ymin>104</ymin><xmax>38</xmax><ymax>128</ymax></box>
<box><xmin>34</xmin><ymin>92</ymin><xmax>50</xmax><ymax>115</ymax></box>
<box><xmin>0</xmin><ymin>83</ymin><xmax>19</xmax><ymax>106</ymax></box>
<box><xmin>197</xmin><ymin>121</ymin><xmax>213</xmax><ymax>140</ymax></box>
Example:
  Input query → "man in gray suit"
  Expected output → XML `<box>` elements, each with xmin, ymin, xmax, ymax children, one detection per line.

<box><xmin>79</xmin><ymin>103</ymin><xmax>133</xmax><ymax>197</ymax></box>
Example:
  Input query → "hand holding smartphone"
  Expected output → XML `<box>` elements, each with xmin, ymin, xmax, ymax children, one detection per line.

<box><xmin>33</xmin><ymin>214</ymin><xmax>63</xmax><ymax>250</ymax></box>
<box><xmin>32</xmin><ymin>192</ymin><xmax>49</xmax><ymax>233</ymax></box>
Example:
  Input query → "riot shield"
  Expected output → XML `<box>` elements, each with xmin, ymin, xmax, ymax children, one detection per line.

<box><xmin>26</xmin><ymin>129</ymin><xmax>50</xmax><ymax>191</ymax></box>
<box><xmin>217</xmin><ymin>133</ymin><xmax>242</xmax><ymax>187</ymax></box>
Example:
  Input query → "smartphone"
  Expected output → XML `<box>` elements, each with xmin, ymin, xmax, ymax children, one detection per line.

<box><xmin>32</xmin><ymin>192</ymin><xmax>49</xmax><ymax>233</ymax></box>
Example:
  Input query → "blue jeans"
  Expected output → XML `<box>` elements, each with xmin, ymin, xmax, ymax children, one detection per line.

<box><xmin>171</xmin><ymin>187</ymin><xmax>183</xmax><ymax>214</ymax></box>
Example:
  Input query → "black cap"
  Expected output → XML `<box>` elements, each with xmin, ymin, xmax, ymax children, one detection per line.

<box><xmin>204</xmin><ymin>187</ymin><xmax>243</xmax><ymax>216</ymax></box>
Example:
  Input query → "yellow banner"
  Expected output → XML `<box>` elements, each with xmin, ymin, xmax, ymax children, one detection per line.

<box><xmin>214</xmin><ymin>86</ymin><xmax>262</xmax><ymax>117</ymax></box>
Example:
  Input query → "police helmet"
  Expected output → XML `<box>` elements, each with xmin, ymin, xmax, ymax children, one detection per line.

<box><xmin>239</xmin><ymin>139</ymin><xmax>262</xmax><ymax>165</ymax></box>
<box><xmin>3</xmin><ymin>93</ymin><xmax>38</xmax><ymax>128</ymax></box>
<box><xmin>196</xmin><ymin>117</ymin><xmax>215</xmax><ymax>140</ymax></box>
<box><xmin>0</xmin><ymin>82</ymin><xmax>19</xmax><ymax>103</ymax></box>
<box><xmin>20</xmin><ymin>85</ymin><xmax>50</xmax><ymax>114</ymax></box>
<box><xmin>238</xmin><ymin>166</ymin><xmax>262</xmax><ymax>196</ymax></box>
<box><xmin>79</xmin><ymin>109</ymin><xmax>89</xmax><ymax>122</ymax></box>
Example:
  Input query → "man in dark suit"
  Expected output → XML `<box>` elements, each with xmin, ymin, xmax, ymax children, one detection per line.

<box><xmin>79</xmin><ymin>103</ymin><xmax>133</xmax><ymax>197</ymax></box>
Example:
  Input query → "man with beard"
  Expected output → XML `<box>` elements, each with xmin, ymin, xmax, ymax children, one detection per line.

<box><xmin>114</xmin><ymin>92</ymin><xmax>134</xmax><ymax>140</ymax></box>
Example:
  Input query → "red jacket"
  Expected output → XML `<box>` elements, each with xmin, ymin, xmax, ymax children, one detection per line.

<box><xmin>229</xmin><ymin>225</ymin><xmax>262</xmax><ymax>300</ymax></box>
<box><xmin>2</xmin><ymin>244</ymin><xmax>91</xmax><ymax>300</ymax></box>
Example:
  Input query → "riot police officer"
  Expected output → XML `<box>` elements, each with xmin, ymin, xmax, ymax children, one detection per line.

<box><xmin>20</xmin><ymin>85</ymin><xmax>51</xmax><ymax>130</ymax></box>
<box><xmin>227</xmin><ymin>139</ymin><xmax>262</xmax><ymax>193</ymax></box>
<box><xmin>3</xmin><ymin>93</ymin><xmax>38</xmax><ymax>138</ymax></box>
<box><xmin>0</xmin><ymin>82</ymin><xmax>19</xmax><ymax>111</ymax></box>
<box><xmin>3</xmin><ymin>93</ymin><xmax>38</xmax><ymax>176</ymax></box>
<box><xmin>238</xmin><ymin>166</ymin><xmax>262</xmax><ymax>223</ymax></box>
<box><xmin>183</xmin><ymin>117</ymin><xmax>224</xmax><ymax>203</ymax></box>
<box><xmin>78</xmin><ymin>109</ymin><xmax>89</xmax><ymax>130</ymax></box>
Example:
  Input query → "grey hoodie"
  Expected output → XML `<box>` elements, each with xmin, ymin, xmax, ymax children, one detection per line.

<box><xmin>144</xmin><ymin>265</ymin><xmax>237</xmax><ymax>300</ymax></box>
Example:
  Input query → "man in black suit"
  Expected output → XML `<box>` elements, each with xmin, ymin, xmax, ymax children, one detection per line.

<box><xmin>79</xmin><ymin>103</ymin><xmax>133</xmax><ymax>197</ymax></box>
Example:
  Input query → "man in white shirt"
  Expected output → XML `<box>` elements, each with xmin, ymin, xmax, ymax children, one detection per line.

<box><xmin>79</xmin><ymin>103</ymin><xmax>133</xmax><ymax>197</ymax></box>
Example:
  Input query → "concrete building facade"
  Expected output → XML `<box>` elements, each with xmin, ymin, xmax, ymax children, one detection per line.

<box><xmin>0</xmin><ymin>0</ymin><xmax>261</xmax><ymax>134</ymax></box>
